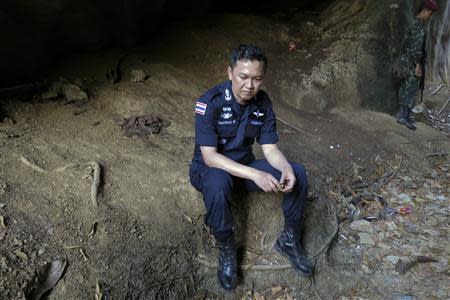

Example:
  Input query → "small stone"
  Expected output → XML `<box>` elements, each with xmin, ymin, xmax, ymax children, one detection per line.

<box><xmin>378</xmin><ymin>243</ymin><xmax>392</xmax><ymax>250</ymax></box>
<box><xmin>402</xmin><ymin>180</ymin><xmax>417</xmax><ymax>189</ymax></box>
<box><xmin>13</xmin><ymin>250</ymin><xmax>28</xmax><ymax>261</ymax></box>
<box><xmin>361</xmin><ymin>264</ymin><xmax>371</xmax><ymax>273</ymax></box>
<box><xmin>383</xmin><ymin>275</ymin><xmax>395</xmax><ymax>288</ymax></box>
<box><xmin>130</xmin><ymin>69</ymin><xmax>146</xmax><ymax>83</ymax></box>
<box><xmin>41</xmin><ymin>89</ymin><xmax>59</xmax><ymax>100</ymax></box>
<box><xmin>390</xmin><ymin>293</ymin><xmax>415</xmax><ymax>300</ymax></box>
<box><xmin>62</xmin><ymin>83</ymin><xmax>88</xmax><ymax>102</ymax></box>
<box><xmin>386</xmin><ymin>255</ymin><xmax>400</xmax><ymax>264</ymax></box>
<box><xmin>430</xmin><ymin>170</ymin><xmax>439</xmax><ymax>179</ymax></box>
<box><xmin>398</xmin><ymin>193</ymin><xmax>412</xmax><ymax>203</ymax></box>
<box><xmin>425</xmin><ymin>193</ymin><xmax>437</xmax><ymax>201</ymax></box>
<box><xmin>47</xmin><ymin>224</ymin><xmax>54</xmax><ymax>235</ymax></box>
<box><xmin>350</xmin><ymin>219</ymin><xmax>374</xmax><ymax>233</ymax></box>
<box><xmin>0</xmin><ymin>203</ymin><xmax>5</xmax><ymax>209</ymax></box>
<box><xmin>358</xmin><ymin>233</ymin><xmax>376</xmax><ymax>245</ymax></box>
<box><xmin>37</xmin><ymin>248</ymin><xmax>45</xmax><ymax>256</ymax></box>
<box><xmin>436</xmin><ymin>194</ymin><xmax>448</xmax><ymax>201</ymax></box>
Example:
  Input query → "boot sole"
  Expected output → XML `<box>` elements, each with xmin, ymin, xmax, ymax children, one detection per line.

<box><xmin>216</xmin><ymin>271</ymin><xmax>237</xmax><ymax>294</ymax></box>
<box><xmin>397</xmin><ymin>119</ymin><xmax>416</xmax><ymax>131</ymax></box>
<box><xmin>274</xmin><ymin>242</ymin><xmax>312</xmax><ymax>278</ymax></box>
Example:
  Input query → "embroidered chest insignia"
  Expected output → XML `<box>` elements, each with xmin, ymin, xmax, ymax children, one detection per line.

<box><xmin>221</xmin><ymin>112</ymin><xmax>233</xmax><ymax>120</ymax></box>
<box><xmin>224</xmin><ymin>89</ymin><xmax>232</xmax><ymax>101</ymax></box>
<box><xmin>253</xmin><ymin>110</ymin><xmax>265</xmax><ymax>118</ymax></box>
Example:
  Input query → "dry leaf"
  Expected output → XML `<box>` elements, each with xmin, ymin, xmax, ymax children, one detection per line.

<box><xmin>271</xmin><ymin>286</ymin><xmax>282</xmax><ymax>294</ymax></box>
<box><xmin>396</xmin><ymin>256</ymin><xmax>438</xmax><ymax>274</ymax></box>
<box><xmin>27</xmin><ymin>260</ymin><xmax>66</xmax><ymax>300</ymax></box>
<box><xmin>14</xmin><ymin>250</ymin><xmax>28</xmax><ymax>260</ymax></box>
<box><xmin>286</xmin><ymin>293</ymin><xmax>294</xmax><ymax>300</ymax></box>
<box><xmin>241</xmin><ymin>290</ymin><xmax>252</xmax><ymax>300</ymax></box>
<box><xmin>0</xmin><ymin>216</ymin><xmax>6</xmax><ymax>229</ymax></box>
<box><xmin>254</xmin><ymin>292</ymin><xmax>265</xmax><ymax>300</ymax></box>
<box><xmin>182</xmin><ymin>212</ymin><xmax>193</xmax><ymax>224</ymax></box>
<box><xmin>95</xmin><ymin>281</ymin><xmax>103</xmax><ymax>300</ymax></box>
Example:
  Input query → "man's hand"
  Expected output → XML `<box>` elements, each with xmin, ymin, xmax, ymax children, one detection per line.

<box><xmin>253</xmin><ymin>170</ymin><xmax>282</xmax><ymax>193</ymax></box>
<box><xmin>280</xmin><ymin>165</ymin><xmax>296</xmax><ymax>193</ymax></box>
<box><xmin>415</xmin><ymin>64</ymin><xmax>423</xmax><ymax>77</ymax></box>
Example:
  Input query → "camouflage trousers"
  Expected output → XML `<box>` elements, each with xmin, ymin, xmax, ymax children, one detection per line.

<box><xmin>398</xmin><ymin>71</ymin><xmax>419</xmax><ymax>108</ymax></box>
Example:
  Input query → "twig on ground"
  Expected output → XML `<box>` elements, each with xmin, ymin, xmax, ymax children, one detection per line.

<box><xmin>89</xmin><ymin>161</ymin><xmax>102</xmax><ymax>208</ymax></box>
<box><xmin>276</xmin><ymin>117</ymin><xmax>317</xmax><ymax>138</ymax></box>
<box><xmin>427</xmin><ymin>152</ymin><xmax>450</xmax><ymax>157</ymax></box>
<box><xmin>79</xmin><ymin>248</ymin><xmax>89</xmax><ymax>261</ymax></box>
<box><xmin>64</xmin><ymin>245</ymin><xmax>83</xmax><ymax>249</ymax></box>
<box><xmin>430</xmin><ymin>83</ymin><xmax>446</xmax><ymax>95</ymax></box>
<box><xmin>19</xmin><ymin>156</ymin><xmax>48</xmax><ymax>173</ymax></box>
<box><xmin>382</xmin><ymin>156</ymin><xmax>402</xmax><ymax>186</ymax></box>
<box><xmin>438</xmin><ymin>96</ymin><xmax>450</xmax><ymax>115</ymax></box>
<box><xmin>20</xmin><ymin>156</ymin><xmax>77</xmax><ymax>173</ymax></box>
<box><xmin>54</xmin><ymin>163</ymin><xmax>77</xmax><ymax>173</ymax></box>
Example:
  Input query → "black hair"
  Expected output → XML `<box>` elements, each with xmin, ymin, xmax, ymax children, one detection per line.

<box><xmin>417</xmin><ymin>3</ymin><xmax>428</xmax><ymax>14</ymax></box>
<box><xmin>230</xmin><ymin>44</ymin><xmax>268</xmax><ymax>73</ymax></box>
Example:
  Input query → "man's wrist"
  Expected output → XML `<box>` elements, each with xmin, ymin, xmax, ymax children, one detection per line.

<box><xmin>248</xmin><ymin>168</ymin><xmax>260</xmax><ymax>181</ymax></box>
<box><xmin>282</xmin><ymin>164</ymin><xmax>293</xmax><ymax>173</ymax></box>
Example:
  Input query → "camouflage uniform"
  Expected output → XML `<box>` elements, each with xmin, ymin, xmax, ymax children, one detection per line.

<box><xmin>398</xmin><ymin>16</ymin><xmax>426</xmax><ymax>108</ymax></box>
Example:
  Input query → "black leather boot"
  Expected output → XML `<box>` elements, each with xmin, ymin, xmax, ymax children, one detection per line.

<box><xmin>397</xmin><ymin>105</ymin><xmax>416</xmax><ymax>130</ymax></box>
<box><xmin>274</xmin><ymin>225</ymin><xmax>313</xmax><ymax>277</ymax></box>
<box><xmin>395</xmin><ymin>106</ymin><xmax>406</xmax><ymax>120</ymax></box>
<box><xmin>406</xmin><ymin>108</ymin><xmax>416</xmax><ymax>124</ymax></box>
<box><xmin>216</xmin><ymin>235</ymin><xmax>238</xmax><ymax>292</ymax></box>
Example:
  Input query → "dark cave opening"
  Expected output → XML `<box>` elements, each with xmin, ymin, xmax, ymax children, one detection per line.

<box><xmin>0</xmin><ymin>0</ymin><xmax>335</xmax><ymax>87</ymax></box>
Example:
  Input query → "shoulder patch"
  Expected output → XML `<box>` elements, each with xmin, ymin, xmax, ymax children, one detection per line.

<box><xmin>195</xmin><ymin>101</ymin><xmax>207</xmax><ymax>115</ymax></box>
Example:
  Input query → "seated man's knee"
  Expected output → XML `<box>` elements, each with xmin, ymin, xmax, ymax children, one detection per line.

<box><xmin>291</xmin><ymin>162</ymin><xmax>307</xmax><ymax>183</ymax></box>
<box><xmin>203</xmin><ymin>168</ymin><xmax>233</xmax><ymax>193</ymax></box>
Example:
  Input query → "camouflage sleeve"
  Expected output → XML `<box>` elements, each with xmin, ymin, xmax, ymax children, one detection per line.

<box><xmin>409</xmin><ymin>23</ymin><xmax>425</xmax><ymax>65</ymax></box>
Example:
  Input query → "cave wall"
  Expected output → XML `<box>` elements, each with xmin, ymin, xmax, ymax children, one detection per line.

<box><xmin>429</xmin><ymin>0</ymin><xmax>450</xmax><ymax>84</ymax></box>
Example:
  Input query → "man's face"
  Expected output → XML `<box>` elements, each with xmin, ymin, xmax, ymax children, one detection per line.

<box><xmin>422</xmin><ymin>8</ymin><xmax>433</xmax><ymax>22</ymax></box>
<box><xmin>227</xmin><ymin>59</ymin><xmax>265</xmax><ymax>104</ymax></box>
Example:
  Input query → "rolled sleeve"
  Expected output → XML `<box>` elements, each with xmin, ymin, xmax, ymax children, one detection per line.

<box><xmin>257</xmin><ymin>104</ymin><xmax>279</xmax><ymax>145</ymax></box>
<box><xmin>195</xmin><ymin>100</ymin><xmax>217</xmax><ymax>147</ymax></box>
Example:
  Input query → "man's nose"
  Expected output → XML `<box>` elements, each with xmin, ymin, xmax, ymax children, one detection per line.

<box><xmin>245</xmin><ymin>79</ymin><xmax>254</xmax><ymax>89</ymax></box>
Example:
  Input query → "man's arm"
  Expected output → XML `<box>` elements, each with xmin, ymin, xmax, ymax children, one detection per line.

<box><xmin>261</xmin><ymin>144</ymin><xmax>295</xmax><ymax>192</ymax></box>
<box><xmin>410</xmin><ymin>23</ymin><xmax>426</xmax><ymax>76</ymax></box>
<box><xmin>201</xmin><ymin>146</ymin><xmax>281</xmax><ymax>193</ymax></box>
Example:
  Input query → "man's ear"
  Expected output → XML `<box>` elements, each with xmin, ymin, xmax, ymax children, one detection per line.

<box><xmin>227</xmin><ymin>66</ymin><xmax>233</xmax><ymax>80</ymax></box>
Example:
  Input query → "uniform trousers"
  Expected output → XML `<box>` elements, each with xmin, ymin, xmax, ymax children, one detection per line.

<box><xmin>189</xmin><ymin>159</ymin><xmax>308</xmax><ymax>240</ymax></box>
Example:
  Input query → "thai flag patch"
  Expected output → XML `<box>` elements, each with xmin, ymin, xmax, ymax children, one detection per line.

<box><xmin>195</xmin><ymin>101</ymin><xmax>207</xmax><ymax>115</ymax></box>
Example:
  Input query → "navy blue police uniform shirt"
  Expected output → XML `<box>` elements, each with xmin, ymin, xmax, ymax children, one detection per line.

<box><xmin>191</xmin><ymin>80</ymin><xmax>279</xmax><ymax>171</ymax></box>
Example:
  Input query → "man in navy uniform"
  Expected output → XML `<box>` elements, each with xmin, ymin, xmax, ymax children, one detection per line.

<box><xmin>189</xmin><ymin>44</ymin><xmax>313</xmax><ymax>292</ymax></box>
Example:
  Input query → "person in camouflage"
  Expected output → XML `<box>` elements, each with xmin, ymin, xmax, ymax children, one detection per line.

<box><xmin>397</xmin><ymin>0</ymin><xmax>438</xmax><ymax>130</ymax></box>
